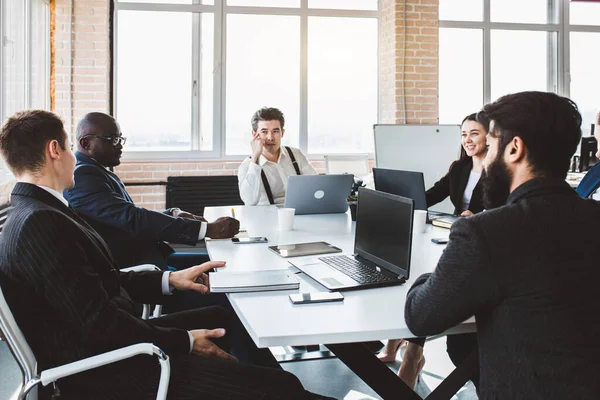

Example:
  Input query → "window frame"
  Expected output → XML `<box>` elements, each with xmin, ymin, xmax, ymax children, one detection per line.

<box><xmin>439</xmin><ymin>0</ymin><xmax>600</xmax><ymax>134</ymax></box>
<box><xmin>0</xmin><ymin>0</ymin><xmax>51</xmax><ymax>181</ymax></box>
<box><xmin>112</xmin><ymin>0</ymin><xmax>379</xmax><ymax>161</ymax></box>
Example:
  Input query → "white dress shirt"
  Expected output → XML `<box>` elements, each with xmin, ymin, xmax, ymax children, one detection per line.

<box><xmin>238</xmin><ymin>146</ymin><xmax>317</xmax><ymax>205</ymax></box>
<box><xmin>461</xmin><ymin>170</ymin><xmax>481</xmax><ymax>212</ymax></box>
<box><xmin>36</xmin><ymin>185</ymin><xmax>196</xmax><ymax>351</ymax></box>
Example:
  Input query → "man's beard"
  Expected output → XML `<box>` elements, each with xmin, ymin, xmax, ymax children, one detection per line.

<box><xmin>481</xmin><ymin>153</ymin><xmax>513</xmax><ymax>210</ymax></box>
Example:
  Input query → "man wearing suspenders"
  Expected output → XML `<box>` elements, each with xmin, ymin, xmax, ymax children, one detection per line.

<box><xmin>238</xmin><ymin>107</ymin><xmax>317</xmax><ymax>205</ymax></box>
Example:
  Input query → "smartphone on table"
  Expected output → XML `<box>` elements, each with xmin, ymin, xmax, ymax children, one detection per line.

<box><xmin>431</xmin><ymin>238</ymin><xmax>449</xmax><ymax>244</ymax></box>
<box><xmin>289</xmin><ymin>292</ymin><xmax>344</xmax><ymax>304</ymax></box>
<box><xmin>232</xmin><ymin>237</ymin><xmax>268</xmax><ymax>244</ymax></box>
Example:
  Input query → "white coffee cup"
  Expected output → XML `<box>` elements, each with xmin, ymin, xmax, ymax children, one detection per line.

<box><xmin>278</xmin><ymin>208</ymin><xmax>296</xmax><ymax>231</ymax></box>
<box><xmin>413</xmin><ymin>210</ymin><xmax>427</xmax><ymax>234</ymax></box>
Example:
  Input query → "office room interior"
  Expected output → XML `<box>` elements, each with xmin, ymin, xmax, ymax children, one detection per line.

<box><xmin>1</xmin><ymin>0</ymin><xmax>599</xmax><ymax>399</ymax></box>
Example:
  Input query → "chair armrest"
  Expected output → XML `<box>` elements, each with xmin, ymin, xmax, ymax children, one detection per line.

<box><xmin>35</xmin><ymin>344</ymin><xmax>170</xmax><ymax>399</ymax></box>
<box><xmin>121</xmin><ymin>264</ymin><xmax>161</xmax><ymax>273</ymax></box>
<box><xmin>121</xmin><ymin>265</ymin><xmax>164</xmax><ymax>319</ymax></box>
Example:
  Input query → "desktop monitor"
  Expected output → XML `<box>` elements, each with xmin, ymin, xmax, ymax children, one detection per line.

<box><xmin>580</xmin><ymin>136</ymin><xmax>598</xmax><ymax>172</ymax></box>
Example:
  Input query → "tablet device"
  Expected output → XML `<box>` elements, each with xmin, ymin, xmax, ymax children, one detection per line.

<box><xmin>268</xmin><ymin>241</ymin><xmax>342</xmax><ymax>258</ymax></box>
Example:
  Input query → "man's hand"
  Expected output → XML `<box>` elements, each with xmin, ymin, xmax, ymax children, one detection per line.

<box><xmin>190</xmin><ymin>329</ymin><xmax>237</xmax><ymax>361</ymax></box>
<box><xmin>206</xmin><ymin>217</ymin><xmax>240</xmax><ymax>239</ymax></box>
<box><xmin>172</xmin><ymin>209</ymin><xmax>207</xmax><ymax>222</ymax></box>
<box><xmin>169</xmin><ymin>261</ymin><xmax>226</xmax><ymax>294</ymax></box>
<box><xmin>250</xmin><ymin>132</ymin><xmax>264</xmax><ymax>164</ymax></box>
<box><xmin>459</xmin><ymin>210</ymin><xmax>474</xmax><ymax>217</ymax></box>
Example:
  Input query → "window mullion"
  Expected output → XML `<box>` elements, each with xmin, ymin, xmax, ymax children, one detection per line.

<box><xmin>299</xmin><ymin>0</ymin><xmax>308</xmax><ymax>154</ymax></box>
<box><xmin>192</xmin><ymin>13</ymin><xmax>201</xmax><ymax>150</ymax></box>
<box><xmin>483</xmin><ymin>0</ymin><xmax>491</xmax><ymax>104</ymax></box>
<box><xmin>24</xmin><ymin>0</ymin><xmax>31</xmax><ymax>109</ymax></box>
<box><xmin>216</xmin><ymin>0</ymin><xmax>225</xmax><ymax>159</ymax></box>
<box><xmin>559</xmin><ymin>0</ymin><xmax>570</xmax><ymax>98</ymax></box>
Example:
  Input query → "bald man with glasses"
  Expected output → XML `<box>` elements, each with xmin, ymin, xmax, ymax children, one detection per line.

<box><xmin>65</xmin><ymin>112</ymin><xmax>239</xmax><ymax>273</ymax></box>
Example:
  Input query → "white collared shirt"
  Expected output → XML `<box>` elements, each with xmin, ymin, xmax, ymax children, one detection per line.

<box><xmin>37</xmin><ymin>185</ymin><xmax>69</xmax><ymax>207</ymax></box>
<box><xmin>238</xmin><ymin>146</ymin><xmax>317</xmax><ymax>205</ymax></box>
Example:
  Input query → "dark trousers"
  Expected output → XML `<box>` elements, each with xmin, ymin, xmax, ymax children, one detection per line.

<box><xmin>406</xmin><ymin>333</ymin><xmax>479</xmax><ymax>389</ymax></box>
<box><xmin>55</xmin><ymin>307</ymin><xmax>312</xmax><ymax>400</ymax></box>
<box><xmin>148</xmin><ymin>309</ymin><xmax>314</xmax><ymax>400</ymax></box>
<box><xmin>161</xmin><ymin>254</ymin><xmax>280</xmax><ymax>369</ymax></box>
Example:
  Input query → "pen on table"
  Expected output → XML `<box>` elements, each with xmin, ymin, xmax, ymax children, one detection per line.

<box><xmin>231</xmin><ymin>207</ymin><xmax>236</xmax><ymax>219</ymax></box>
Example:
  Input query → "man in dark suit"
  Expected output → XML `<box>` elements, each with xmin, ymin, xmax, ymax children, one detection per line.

<box><xmin>0</xmin><ymin>110</ymin><xmax>322</xmax><ymax>399</ymax></box>
<box><xmin>63</xmin><ymin>113</ymin><xmax>280</xmax><ymax>366</ymax></box>
<box><xmin>64</xmin><ymin>112</ymin><xmax>239</xmax><ymax>272</ymax></box>
<box><xmin>405</xmin><ymin>92</ymin><xmax>600</xmax><ymax>399</ymax></box>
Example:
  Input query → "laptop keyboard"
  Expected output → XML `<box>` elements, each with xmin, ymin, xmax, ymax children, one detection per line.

<box><xmin>319</xmin><ymin>255</ymin><xmax>397</xmax><ymax>284</ymax></box>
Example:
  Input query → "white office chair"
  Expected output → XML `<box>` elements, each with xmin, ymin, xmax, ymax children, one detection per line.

<box><xmin>121</xmin><ymin>264</ymin><xmax>164</xmax><ymax>319</ymax></box>
<box><xmin>0</xmin><ymin>284</ymin><xmax>171</xmax><ymax>400</ymax></box>
<box><xmin>324</xmin><ymin>154</ymin><xmax>370</xmax><ymax>177</ymax></box>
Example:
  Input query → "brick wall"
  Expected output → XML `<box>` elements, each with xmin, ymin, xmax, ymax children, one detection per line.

<box><xmin>53</xmin><ymin>0</ymin><xmax>111</xmax><ymax>135</ymax></box>
<box><xmin>379</xmin><ymin>0</ymin><xmax>439</xmax><ymax>124</ymax></box>
<box><xmin>114</xmin><ymin>159</ymin><xmax>328</xmax><ymax>210</ymax></box>
<box><xmin>37</xmin><ymin>0</ymin><xmax>439</xmax><ymax>210</ymax></box>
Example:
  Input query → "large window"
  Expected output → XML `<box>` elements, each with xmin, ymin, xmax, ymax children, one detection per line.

<box><xmin>439</xmin><ymin>0</ymin><xmax>600</xmax><ymax>134</ymax></box>
<box><xmin>113</xmin><ymin>1</ymin><xmax>378</xmax><ymax>159</ymax></box>
<box><xmin>438</xmin><ymin>0</ymin><xmax>563</xmax><ymax>125</ymax></box>
<box><xmin>1</xmin><ymin>0</ymin><xmax>50</xmax><ymax>178</ymax></box>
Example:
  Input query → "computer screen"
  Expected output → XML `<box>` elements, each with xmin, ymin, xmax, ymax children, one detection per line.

<box><xmin>373</xmin><ymin>168</ymin><xmax>427</xmax><ymax>211</ymax></box>
<box><xmin>354</xmin><ymin>188</ymin><xmax>414</xmax><ymax>277</ymax></box>
<box><xmin>580</xmin><ymin>136</ymin><xmax>598</xmax><ymax>172</ymax></box>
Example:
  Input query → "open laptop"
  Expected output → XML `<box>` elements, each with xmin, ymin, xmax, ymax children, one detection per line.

<box><xmin>373</xmin><ymin>167</ymin><xmax>451</xmax><ymax>222</ymax></box>
<box><xmin>284</xmin><ymin>174</ymin><xmax>354</xmax><ymax>215</ymax></box>
<box><xmin>288</xmin><ymin>187</ymin><xmax>413</xmax><ymax>291</ymax></box>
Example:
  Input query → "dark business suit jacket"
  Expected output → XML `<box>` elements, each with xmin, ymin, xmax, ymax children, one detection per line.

<box><xmin>64</xmin><ymin>152</ymin><xmax>201</xmax><ymax>270</ymax></box>
<box><xmin>425</xmin><ymin>157</ymin><xmax>484</xmax><ymax>215</ymax></box>
<box><xmin>405</xmin><ymin>178</ymin><xmax>600</xmax><ymax>399</ymax></box>
<box><xmin>0</xmin><ymin>183</ymin><xmax>190</xmax><ymax>398</ymax></box>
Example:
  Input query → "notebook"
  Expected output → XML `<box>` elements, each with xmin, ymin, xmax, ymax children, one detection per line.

<box><xmin>431</xmin><ymin>215</ymin><xmax>459</xmax><ymax>229</ymax></box>
<box><xmin>209</xmin><ymin>269</ymin><xmax>300</xmax><ymax>293</ymax></box>
<box><xmin>288</xmin><ymin>188</ymin><xmax>413</xmax><ymax>291</ymax></box>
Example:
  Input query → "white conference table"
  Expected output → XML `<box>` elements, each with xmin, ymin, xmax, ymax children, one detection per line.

<box><xmin>203</xmin><ymin>205</ymin><xmax>477</xmax><ymax>400</ymax></box>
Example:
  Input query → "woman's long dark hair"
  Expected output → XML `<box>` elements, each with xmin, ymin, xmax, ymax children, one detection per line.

<box><xmin>458</xmin><ymin>112</ymin><xmax>490</xmax><ymax>161</ymax></box>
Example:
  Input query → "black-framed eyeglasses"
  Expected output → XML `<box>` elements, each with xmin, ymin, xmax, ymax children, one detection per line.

<box><xmin>85</xmin><ymin>135</ymin><xmax>127</xmax><ymax>147</ymax></box>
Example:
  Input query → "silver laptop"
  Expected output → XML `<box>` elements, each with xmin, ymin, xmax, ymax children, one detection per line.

<box><xmin>284</xmin><ymin>174</ymin><xmax>354</xmax><ymax>215</ymax></box>
<box><xmin>288</xmin><ymin>188</ymin><xmax>414</xmax><ymax>291</ymax></box>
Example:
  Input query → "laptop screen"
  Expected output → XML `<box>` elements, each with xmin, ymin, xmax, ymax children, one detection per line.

<box><xmin>373</xmin><ymin>168</ymin><xmax>427</xmax><ymax>211</ymax></box>
<box><xmin>354</xmin><ymin>188</ymin><xmax>414</xmax><ymax>278</ymax></box>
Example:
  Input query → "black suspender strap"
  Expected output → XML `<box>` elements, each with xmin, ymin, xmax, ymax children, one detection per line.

<box><xmin>261</xmin><ymin>170</ymin><xmax>275</xmax><ymax>205</ymax></box>
<box><xmin>285</xmin><ymin>146</ymin><xmax>301</xmax><ymax>175</ymax></box>
<box><xmin>259</xmin><ymin>147</ymin><xmax>302</xmax><ymax>205</ymax></box>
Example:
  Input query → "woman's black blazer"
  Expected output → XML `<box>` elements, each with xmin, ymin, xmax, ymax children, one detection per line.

<box><xmin>425</xmin><ymin>157</ymin><xmax>484</xmax><ymax>215</ymax></box>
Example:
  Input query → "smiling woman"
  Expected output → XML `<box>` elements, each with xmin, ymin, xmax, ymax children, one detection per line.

<box><xmin>425</xmin><ymin>112</ymin><xmax>490</xmax><ymax>217</ymax></box>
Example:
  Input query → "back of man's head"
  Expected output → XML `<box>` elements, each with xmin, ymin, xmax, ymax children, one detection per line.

<box><xmin>0</xmin><ymin>110</ymin><xmax>66</xmax><ymax>176</ymax></box>
<box><xmin>480</xmin><ymin>91</ymin><xmax>582</xmax><ymax>179</ymax></box>
<box><xmin>251</xmin><ymin>107</ymin><xmax>285</xmax><ymax>132</ymax></box>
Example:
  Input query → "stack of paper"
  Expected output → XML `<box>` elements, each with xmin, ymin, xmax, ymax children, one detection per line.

<box><xmin>209</xmin><ymin>269</ymin><xmax>300</xmax><ymax>293</ymax></box>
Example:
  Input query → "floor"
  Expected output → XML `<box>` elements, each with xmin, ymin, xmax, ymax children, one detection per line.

<box><xmin>0</xmin><ymin>337</ymin><xmax>477</xmax><ymax>399</ymax></box>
